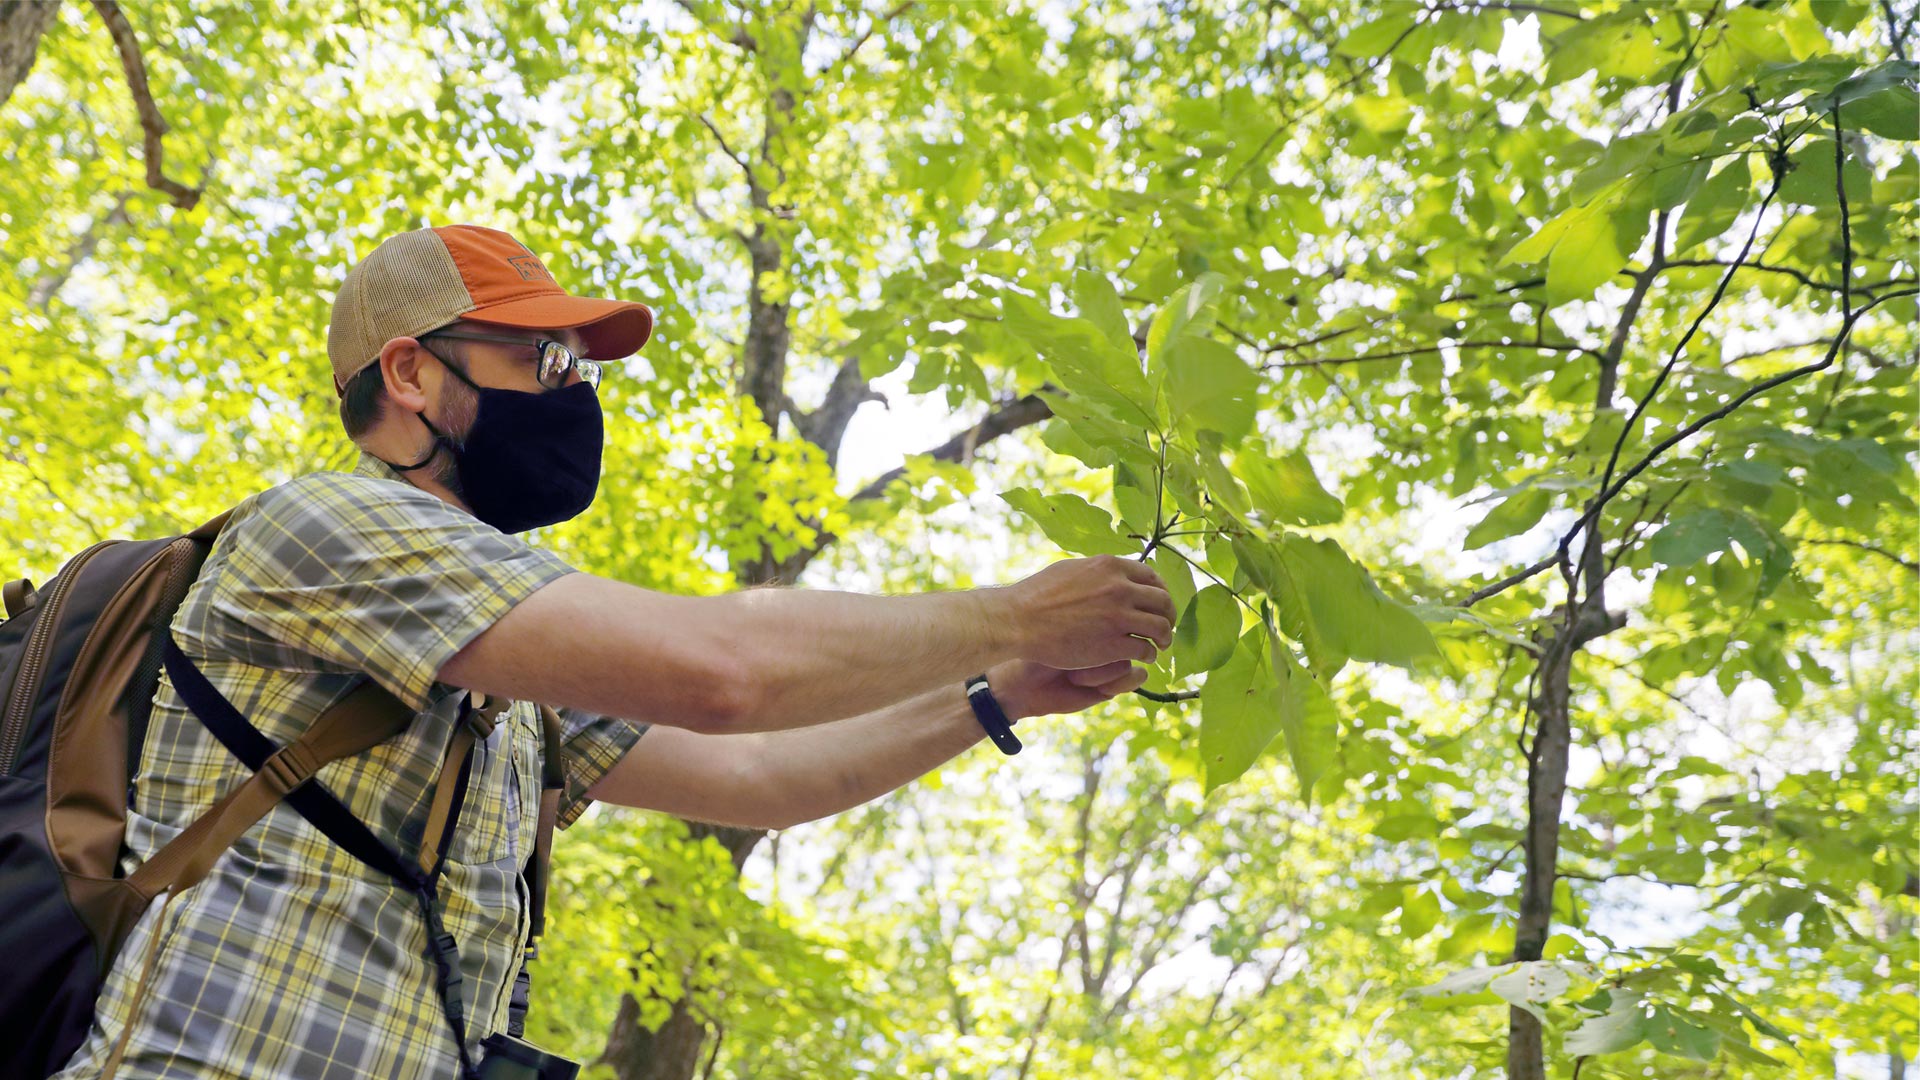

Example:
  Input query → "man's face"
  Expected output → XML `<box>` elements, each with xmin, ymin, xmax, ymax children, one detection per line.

<box><xmin>410</xmin><ymin>319</ymin><xmax>593</xmax><ymax>495</ymax></box>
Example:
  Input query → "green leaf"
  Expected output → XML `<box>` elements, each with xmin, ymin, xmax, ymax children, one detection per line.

<box><xmin>1648</xmin><ymin>1008</ymin><xmax>1722</xmax><ymax>1061</ymax></box>
<box><xmin>1145</xmin><ymin>272</ymin><xmax>1227</xmax><ymax>369</ymax></box>
<box><xmin>1502</xmin><ymin>204</ymin><xmax>1582</xmax><ymax>267</ymax></box>
<box><xmin>1464</xmin><ymin>487</ymin><xmax>1552</xmax><ymax>550</ymax></box>
<box><xmin>1112</xmin><ymin>462</ymin><xmax>1159</xmax><ymax>533</ymax></box>
<box><xmin>1399</xmin><ymin>886</ymin><xmax>1442</xmax><ymax>940</ymax></box>
<box><xmin>1778</xmin><ymin>140</ymin><xmax>1872</xmax><ymax>208</ymax></box>
<box><xmin>1004</xmin><ymin>293</ymin><xmax>1157</xmax><ymax>427</ymax></box>
<box><xmin>1272</xmin><ymin>634</ymin><xmax>1337</xmax><ymax>800</ymax></box>
<box><xmin>1674</xmin><ymin>159</ymin><xmax>1753</xmax><ymax>254</ymax></box>
<box><xmin>1648</xmin><ymin>508</ymin><xmax>1787</xmax><ymax>579</ymax></box>
<box><xmin>1489</xmin><ymin>961</ymin><xmax>1571</xmax><ymax>1023</ymax></box>
<box><xmin>1846</xmin><ymin>83</ymin><xmax>1919</xmax><ymax>139</ymax></box>
<box><xmin>1239</xmin><ymin>450</ymin><xmax>1345</xmax><ymax>526</ymax></box>
<box><xmin>1275</xmin><ymin>535</ymin><xmax>1437</xmax><ymax>670</ymax></box>
<box><xmin>1173</xmin><ymin>584</ymin><xmax>1240</xmax><ymax>676</ymax></box>
<box><xmin>1810</xmin><ymin>0</ymin><xmax>1869</xmax><ymax>31</ymax></box>
<box><xmin>1566</xmin><ymin>994</ymin><xmax>1653</xmax><ymax>1056</ymax></box>
<box><xmin>1249</xmin><ymin>538</ymin><xmax>1346</xmax><ymax>680</ymax></box>
<box><xmin>1722</xmin><ymin>7</ymin><xmax>1797</xmax><ymax>65</ymax></box>
<box><xmin>1649</xmin><ymin>155</ymin><xmax>1712</xmax><ymax>211</ymax></box>
<box><xmin>1074</xmin><ymin>269</ymin><xmax>1135</xmax><ymax>355</ymax></box>
<box><xmin>1152</xmin><ymin>546</ymin><xmax>1196</xmax><ymax>616</ymax></box>
<box><xmin>1166</xmin><ymin>337</ymin><xmax>1260</xmax><ymax>446</ymax></box>
<box><xmin>1546</xmin><ymin>205</ymin><xmax>1629</xmax><ymax>305</ymax></box>
<box><xmin>1036</xmin><ymin>389</ymin><xmax>1157</xmax><ymax>470</ymax></box>
<box><xmin>1042</xmin><ymin>414</ymin><xmax>1118</xmax><ymax>469</ymax></box>
<box><xmin>1336</xmin><ymin>12</ymin><xmax>1417</xmax><ymax>58</ymax></box>
<box><xmin>1000</xmin><ymin>487</ymin><xmax>1138</xmax><ymax>556</ymax></box>
<box><xmin>1183</xmin><ymin>432</ymin><xmax>1254</xmax><ymax>519</ymax></box>
<box><xmin>1199</xmin><ymin>630</ymin><xmax>1283</xmax><ymax>793</ymax></box>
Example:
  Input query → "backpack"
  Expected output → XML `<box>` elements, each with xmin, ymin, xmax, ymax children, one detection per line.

<box><xmin>0</xmin><ymin>513</ymin><xmax>564</xmax><ymax>1080</ymax></box>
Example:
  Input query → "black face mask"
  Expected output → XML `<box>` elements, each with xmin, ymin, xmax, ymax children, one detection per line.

<box><xmin>384</xmin><ymin>361</ymin><xmax>604</xmax><ymax>534</ymax></box>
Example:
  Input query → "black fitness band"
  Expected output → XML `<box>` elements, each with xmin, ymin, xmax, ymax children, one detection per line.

<box><xmin>965</xmin><ymin>673</ymin><xmax>1022</xmax><ymax>755</ymax></box>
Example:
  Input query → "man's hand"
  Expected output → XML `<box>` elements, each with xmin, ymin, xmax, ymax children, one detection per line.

<box><xmin>987</xmin><ymin>657</ymin><xmax>1152</xmax><ymax>720</ymax></box>
<box><xmin>1002</xmin><ymin>555</ymin><xmax>1176</xmax><ymax>670</ymax></box>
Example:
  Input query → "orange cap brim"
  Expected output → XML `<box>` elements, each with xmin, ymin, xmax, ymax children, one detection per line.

<box><xmin>464</xmin><ymin>293</ymin><xmax>654</xmax><ymax>360</ymax></box>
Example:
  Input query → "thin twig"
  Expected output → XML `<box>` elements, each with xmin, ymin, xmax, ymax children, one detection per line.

<box><xmin>89</xmin><ymin>1</ymin><xmax>201</xmax><ymax>209</ymax></box>
<box><xmin>1265</xmin><ymin>339</ymin><xmax>1594</xmax><ymax>372</ymax></box>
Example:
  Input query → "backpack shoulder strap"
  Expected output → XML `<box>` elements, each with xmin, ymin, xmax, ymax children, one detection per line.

<box><xmin>128</xmin><ymin>645</ymin><xmax>416</xmax><ymax>897</ymax></box>
<box><xmin>127</xmin><ymin>636</ymin><xmax>484</xmax><ymax>1080</ymax></box>
<box><xmin>186</xmin><ymin>510</ymin><xmax>234</xmax><ymax>541</ymax></box>
<box><xmin>527</xmin><ymin>705</ymin><xmax>565</xmax><ymax>939</ymax></box>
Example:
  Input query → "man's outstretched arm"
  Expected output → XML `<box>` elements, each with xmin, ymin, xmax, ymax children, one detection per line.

<box><xmin>585</xmin><ymin>657</ymin><xmax>1152</xmax><ymax>830</ymax></box>
<box><xmin>442</xmin><ymin>556</ymin><xmax>1174</xmax><ymax>737</ymax></box>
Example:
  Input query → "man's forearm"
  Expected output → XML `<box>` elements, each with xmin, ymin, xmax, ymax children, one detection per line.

<box><xmin>716</xmin><ymin>585</ymin><xmax>1020</xmax><ymax>732</ymax></box>
<box><xmin>738</xmin><ymin>677</ymin><xmax>989</xmax><ymax>828</ymax></box>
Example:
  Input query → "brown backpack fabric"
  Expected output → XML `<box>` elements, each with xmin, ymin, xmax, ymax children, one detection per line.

<box><xmin>0</xmin><ymin>515</ymin><xmax>450</xmax><ymax>1080</ymax></box>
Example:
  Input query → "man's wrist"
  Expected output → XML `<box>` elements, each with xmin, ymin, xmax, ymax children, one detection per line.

<box><xmin>982</xmin><ymin>662</ymin><xmax>1028</xmax><ymax>722</ymax></box>
<box><xmin>965</xmin><ymin>585</ymin><xmax>1026</xmax><ymax>665</ymax></box>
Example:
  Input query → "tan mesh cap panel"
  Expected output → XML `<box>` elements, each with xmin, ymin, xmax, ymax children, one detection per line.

<box><xmin>326</xmin><ymin>229</ymin><xmax>477</xmax><ymax>392</ymax></box>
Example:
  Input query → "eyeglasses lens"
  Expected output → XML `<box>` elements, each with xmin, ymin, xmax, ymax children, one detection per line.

<box><xmin>537</xmin><ymin>340</ymin><xmax>601</xmax><ymax>390</ymax></box>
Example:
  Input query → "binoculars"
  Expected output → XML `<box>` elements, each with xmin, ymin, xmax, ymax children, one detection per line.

<box><xmin>476</xmin><ymin>1033</ymin><xmax>581</xmax><ymax>1080</ymax></box>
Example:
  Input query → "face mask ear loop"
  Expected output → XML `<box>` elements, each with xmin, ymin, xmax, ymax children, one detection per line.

<box><xmin>389</xmin><ymin>412</ymin><xmax>453</xmax><ymax>473</ymax></box>
<box><xmin>389</xmin><ymin>343</ymin><xmax>475</xmax><ymax>472</ymax></box>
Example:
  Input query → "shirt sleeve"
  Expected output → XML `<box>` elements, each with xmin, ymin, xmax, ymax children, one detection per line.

<box><xmin>198</xmin><ymin>471</ymin><xmax>577</xmax><ymax>712</ymax></box>
<box><xmin>553</xmin><ymin>707</ymin><xmax>648</xmax><ymax>829</ymax></box>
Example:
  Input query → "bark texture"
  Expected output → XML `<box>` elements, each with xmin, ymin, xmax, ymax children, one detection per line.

<box><xmin>0</xmin><ymin>0</ymin><xmax>60</xmax><ymax>108</ymax></box>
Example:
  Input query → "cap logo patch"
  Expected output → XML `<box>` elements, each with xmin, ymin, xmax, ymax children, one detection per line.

<box><xmin>508</xmin><ymin>255</ymin><xmax>555</xmax><ymax>283</ymax></box>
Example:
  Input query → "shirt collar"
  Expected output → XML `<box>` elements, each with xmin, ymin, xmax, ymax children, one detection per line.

<box><xmin>353</xmin><ymin>450</ymin><xmax>408</xmax><ymax>484</ymax></box>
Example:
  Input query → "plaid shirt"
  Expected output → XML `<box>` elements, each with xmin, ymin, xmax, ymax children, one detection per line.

<box><xmin>52</xmin><ymin>454</ymin><xmax>646</xmax><ymax>1080</ymax></box>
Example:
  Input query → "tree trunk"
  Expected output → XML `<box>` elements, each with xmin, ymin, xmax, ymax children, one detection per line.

<box><xmin>0</xmin><ymin>0</ymin><xmax>60</xmax><ymax>108</ymax></box>
<box><xmin>1506</xmin><ymin>547</ymin><xmax>1624</xmax><ymax>1080</ymax></box>
<box><xmin>600</xmin><ymin>823</ymin><xmax>765</xmax><ymax>1080</ymax></box>
<box><xmin>1507</xmin><ymin>627</ymin><xmax>1574</xmax><ymax>1080</ymax></box>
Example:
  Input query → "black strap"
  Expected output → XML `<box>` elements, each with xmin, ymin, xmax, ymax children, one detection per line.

<box><xmin>162</xmin><ymin>637</ymin><xmax>482</xmax><ymax>1080</ymax></box>
<box><xmin>964</xmin><ymin>673</ymin><xmax>1022</xmax><ymax>755</ymax></box>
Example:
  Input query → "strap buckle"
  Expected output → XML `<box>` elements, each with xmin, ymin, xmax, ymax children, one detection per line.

<box><xmin>463</xmin><ymin>692</ymin><xmax>511</xmax><ymax>738</ymax></box>
<box><xmin>258</xmin><ymin>743</ymin><xmax>319</xmax><ymax>796</ymax></box>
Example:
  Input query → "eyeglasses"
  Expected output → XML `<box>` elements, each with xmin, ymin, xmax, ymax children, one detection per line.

<box><xmin>418</xmin><ymin>330</ymin><xmax>602</xmax><ymax>390</ymax></box>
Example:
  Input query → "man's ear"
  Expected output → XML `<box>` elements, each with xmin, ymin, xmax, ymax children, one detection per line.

<box><xmin>377</xmin><ymin>336</ymin><xmax>434</xmax><ymax>415</ymax></box>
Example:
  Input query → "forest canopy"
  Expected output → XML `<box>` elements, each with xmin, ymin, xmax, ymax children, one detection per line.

<box><xmin>2</xmin><ymin>0</ymin><xmax>1915</xmax><ymax>1077</ymax></box>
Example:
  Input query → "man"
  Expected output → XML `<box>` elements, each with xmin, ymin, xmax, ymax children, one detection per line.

<box><xmin>54</xmin><ymin>224</ymin><xmax>1175</xmax><ymax>1079</ymax></box>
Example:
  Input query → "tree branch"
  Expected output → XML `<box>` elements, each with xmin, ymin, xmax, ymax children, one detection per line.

<box><xmin>824</xmin><ymin>0</ymin><xmax>912</xmax><ymax>70</ymax></box>
<box><xmin>1559</xmin><ymin>155</ymin><xmax>1789</xmax><ymax>580</ymax></box>
<box><xmin>1796</xmin><ymin>536</ymin><xmax>1920</xmax><ymax>575</ymax></box>
<box><xmin>89</xmin><ymin>0</ymin><xmax>200</xmax><ymax>209</ymax></box>
<box><xmin>792</xmin><ymin>354</ymin><xmax>887</xmax><ymax>469</ymax></box>
<box><xmin>0</xmin><ymin>1</ymin><xmax>61</xmax><ymax>110</ymax></box>
<box><xmin>1656</xmin><ymin>258</ymin><xmax>1872</xmax><ymax>297</ymax></box>
<box><xmin>671</xmin><ymin>0</ymin><xmax>759</xmax><ymax>51</ymax></box>
<box><xmin>1722</xmin><ymin>337</ymin><xmax>1901</xmax><ymax>370</ymax></box>
<box><xmin>1563</xmin><ymin>288</ymin><xmax>1916</xmax><ymax>563</ymax></box>
<box><xmin>1881</xmin><ymin>0</ymin><xmax>1911</xmax><ymax>61</ymax></box>
<box><xmin>846</xmin><ymin>389</ymin><xmax>1055</xmax><ymax>503</ymax></box>
<box><xmin>1264</xmin><ymin>339</ymin><xmax>1594</xmax><ymax>372</ymax></box>
<box><xmin>696</xmin><ymin>112</ymin><xmax>758</xmax><ymax>190</ymax></box>
<box><xmin>29</xmin><ymin>192</ymin><xmax>132</xmax><ymax>308</ymax></box>
<box><xmin>1222</xmin><ymin>16</ymin><xmax>1425</xmax><ymax>188</ymax></box>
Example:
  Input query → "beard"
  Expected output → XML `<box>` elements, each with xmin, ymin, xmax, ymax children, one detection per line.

<box><xmin>423</xmin><ymin>378</ymin><xmax>479</xmax><ymax>500</ymax></box>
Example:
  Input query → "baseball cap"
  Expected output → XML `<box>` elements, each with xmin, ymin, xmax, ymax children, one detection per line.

<box><xmin>326</xmin><ymin>224</ymin><xmax>654</xmax><ymax>395</ymax></box>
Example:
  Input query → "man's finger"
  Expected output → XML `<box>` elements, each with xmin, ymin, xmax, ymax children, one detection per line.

<box><xmin>1095</xmin><ymin>666</ymin><xmax>1150</xmax><ymax>697</ymax></box>
<box><xmin>1068</xmin><ymin>660</ymin><xmax>1134</xmax><ymax>687</ymax></box>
